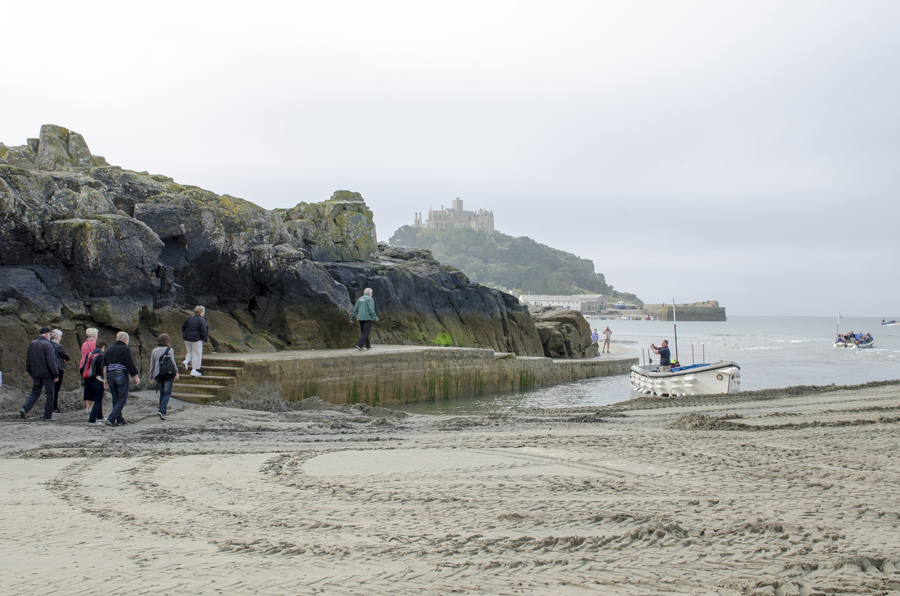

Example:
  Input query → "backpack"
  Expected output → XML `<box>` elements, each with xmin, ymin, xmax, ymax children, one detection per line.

<box><xmin>89</xmin><ymin>350</ymin><xmax>104</xmax><ymax>380</ymax></box>
<box><xmin>157</xmin><ymin>347</ymin><xmax>176</xmax><ymax>381</ymax></box>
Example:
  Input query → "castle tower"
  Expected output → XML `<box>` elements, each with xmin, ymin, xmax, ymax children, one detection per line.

<box><xmin>452</xmin><ymin>198</ymin><xmax>463</xmax><ymax>212</ymax></box>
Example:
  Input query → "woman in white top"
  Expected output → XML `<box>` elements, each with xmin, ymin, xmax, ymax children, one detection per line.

<box><xmin>149</xmin><ymin>333</ymin><xmax>179</xmax><ymax>420</ymax></box>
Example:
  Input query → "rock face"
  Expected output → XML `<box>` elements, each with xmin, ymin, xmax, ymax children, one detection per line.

<box><xmin>0</xmin><ymin>125</ymin><xmax>545</xmax><ymax>392</ymax></box>
<box><xmin>529</xmin><ymin>307</ymin><xmax>598</xmax><ymax>359</ymax></box>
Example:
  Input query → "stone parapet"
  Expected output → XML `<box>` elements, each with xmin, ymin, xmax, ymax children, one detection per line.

<box><xmin>177</xmin><ymin>345</ymin><xmax>636</xmax><ymax>406</ymax></box>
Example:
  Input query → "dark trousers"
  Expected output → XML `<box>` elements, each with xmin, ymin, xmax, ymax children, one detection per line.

<box><xmin>356</xmin><ymin>320</ymin><xmax>373</xmax><ymax>349</ymax></box>
<box><xmin>23</xmin><ymin>377</ymin><xmax>56</xmax><ymax>420</ymax></box>
<box><xmin>53</xmin><ymin>370</ymin><xmax>64</xmax><ymax>410</ymax></box>
<box><xmin>106</xmin><ymin>370</ymin><xmax>129</xmax><ymax>423</ymax></box>
<box><xmin>87</xmin><ymin>379</ymin><xmax>105</xmax><ymax>423</ymax></box>
<box><xmin>157</xmin><ymin>377</ymin><xmax>174</xmax><ymax>415</ymax></box>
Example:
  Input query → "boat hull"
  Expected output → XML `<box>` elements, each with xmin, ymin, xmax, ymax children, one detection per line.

<box><xmin>630</xmin><ymin>361</ymin><xmax>741</xmax><ymax>396</ymax></box>
<box><xmin>833</xmin><ymin>341</ymin><xmax>875</xmax><ymax>349</ymax></box>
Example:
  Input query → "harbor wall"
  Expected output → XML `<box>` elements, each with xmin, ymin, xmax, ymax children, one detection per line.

<box><xmin>187</xmin><ymin>347</ymin><xmax>636</xmax><ymax>406</ymax></box>
<box><xmin>644</xmin><ymin>302</ymin><xmax>727</xmax><ymax>321</ymax></box>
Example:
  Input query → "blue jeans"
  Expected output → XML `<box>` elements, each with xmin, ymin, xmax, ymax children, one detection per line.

<box><xmin>106</xmin><ymin>370</ymin><xmax>129</xmax><ymax>423</ymax></box>
<box><xmin>23</xmin><ymin>377</ymin><xmax>56</xmax><ymax>419</ymax></box>
<box><xmin>157</xmin><ymin>377</ymin><xmax>174</xmax><ymax>415</ymax></box>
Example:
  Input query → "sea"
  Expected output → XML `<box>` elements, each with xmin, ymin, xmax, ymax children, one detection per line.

<box><xmin>396</xmin><ymin>316</ymin><xmax>900</xmax><ymax>415</ymax></box>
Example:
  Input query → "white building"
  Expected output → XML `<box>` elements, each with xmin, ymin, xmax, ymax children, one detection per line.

<box><xmin>519</xmin><ymin>294</ymin><xmax>608</xmax><ymax>313</ymax></box>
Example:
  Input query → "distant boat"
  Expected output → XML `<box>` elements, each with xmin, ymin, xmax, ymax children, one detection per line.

<box><xmin>834</xmin><ymin>333</ymin><xmax>874</xmax><ymax>349</ymax></box>
<box><xmin>882</xmin><ymin>320</ymin><xmax>899</xmax><ymax>326</ymax></box>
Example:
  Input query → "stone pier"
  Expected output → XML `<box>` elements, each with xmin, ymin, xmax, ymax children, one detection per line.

<box><xmin>172</xmin><ymin>346</ymin><xmax>637</xmax><ymax>406</ymax></box>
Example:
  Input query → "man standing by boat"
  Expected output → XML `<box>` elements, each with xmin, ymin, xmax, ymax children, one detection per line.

<box><xmin>650</xmin><ymin>340</ymin><xmax>671</xmax><ymax>369</ymax></box>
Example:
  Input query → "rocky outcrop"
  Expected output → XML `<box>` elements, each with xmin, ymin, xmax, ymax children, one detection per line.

<box><xmin>529</xmin><ymin>307</ymin><xmax>598</xmax><ymax>359</ymax></box>
<box><xmin>0</xmin><ymin>125</ymin><xmax>544</xmax><ymax>392</ymax></box>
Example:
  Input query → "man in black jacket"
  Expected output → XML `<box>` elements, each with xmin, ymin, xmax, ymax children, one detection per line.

<box><xmin>21</xmin><ymin>327</ymin><xmax>60</xmax><ymax>421</ymax></box>
<box><xmin>103</xmin><ymin>331</ymin><xmax>140</xmax><ymax>427</ymax></box>
<box><xmin>181</xmin><ymin>305</ymin><xmax>208</xmax><ymax>377</ymax></box>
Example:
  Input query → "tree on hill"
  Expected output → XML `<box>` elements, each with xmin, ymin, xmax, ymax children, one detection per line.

<box><xmin>389</xmin><ymin>226</ymin><xmax>640</xmax><ymax>302</ymax></box>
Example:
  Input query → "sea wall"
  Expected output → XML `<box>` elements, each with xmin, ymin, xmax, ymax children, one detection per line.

<box><xmin>644</xmin><ymin>302</ymin><xmax>727</xmax><ymax>321</ymax></box>
<box><xmin>184</xmin><ymin>347</ymin><xmax>637</xmax><ymax>406</ymax></box>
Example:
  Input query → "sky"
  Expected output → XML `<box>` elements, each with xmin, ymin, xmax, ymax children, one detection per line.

<box><xmin>4</xmin><ymin>1</ymin><xmax>899</xmax><ymax>316</ymax></box>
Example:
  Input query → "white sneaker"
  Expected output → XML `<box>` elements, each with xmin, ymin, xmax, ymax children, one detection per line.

<box><xmin>190</xmin><ymin>369</ymin><xmax>202</xmax><ymax>377</ymax></box>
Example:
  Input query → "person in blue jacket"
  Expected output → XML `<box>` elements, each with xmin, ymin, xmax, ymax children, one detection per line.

<box><xmin>349</xmin><ymin>288</ymin><xmax>379</xmax><ymax>351</ymax></box>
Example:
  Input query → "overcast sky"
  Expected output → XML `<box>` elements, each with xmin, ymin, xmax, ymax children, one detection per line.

<box><xmin>4</xmin><ymin>1</ymin><xmax>898</xmax><ymax>316</ymax></box>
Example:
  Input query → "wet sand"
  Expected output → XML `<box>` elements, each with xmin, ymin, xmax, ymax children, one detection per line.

<box><xmin>1</xmin><ymin>380</ymin><xmax>899</xmax><ymax>595</ymax></box>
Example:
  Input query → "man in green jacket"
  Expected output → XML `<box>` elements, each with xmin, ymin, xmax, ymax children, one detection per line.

<box><xmin>349</xmin><ymin>288</ymin><xmax>379</xmax><ymax>350</ymax></box>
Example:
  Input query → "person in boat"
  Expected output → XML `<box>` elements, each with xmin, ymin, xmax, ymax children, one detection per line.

<box><xmin>650</xmin><ymin>340</ymin><xmax>671</xmax><ymax>369</ymax></box>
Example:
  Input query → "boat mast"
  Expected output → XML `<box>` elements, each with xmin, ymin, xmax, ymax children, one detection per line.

<box><xmin>836</xmin><ymin>313</ymin><xmax>841</xmax><ymax>341</ymax></box>
<box><xmin>672</xmin><ymin>298</ymin><xmax>679</xmax><ymax>363</ymax></box>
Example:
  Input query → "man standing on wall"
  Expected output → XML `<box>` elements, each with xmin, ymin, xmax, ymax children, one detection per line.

<box><xmin>602</xmin><ymin>326</ymin><xmax>612</xmax><ymax>354</ymax></box>
<box><xmin>103</xmin><ymin>331</ymin><xmax>140</xmax><ymax>427</ymax></box>
<box><xmin>350</xmin><ymin>288</ymin><xmax>379</xmax><ymax>351</ymax></box>
<box><xmin>20</xmin><ymin>327</ymin><xmax>60</xmax><ymax>421</ymax></box>
<box><xmin>182</xmin><ymin>305</ymin><xmax>208</xmax><ymax>377</ymax></box>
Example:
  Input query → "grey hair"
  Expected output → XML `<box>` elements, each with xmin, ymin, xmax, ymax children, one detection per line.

<box><xmin>116</xmin><ymin>331</ymin><xmax>129</xmax><ymax>343</ymax></box>
<box><xmin>364</xmin><ymin>288</ymin><xmax>373</xmax><ymax>296</ymax></box>
<box><xmin>85</xmin><ymin>328</ymin><xmax>98</xmax><ymax>339</ymax></box>
<box><xmin>195</xmin><ymin>305</ymin><xmax>205</xmax><ymax>315</ymax></box>
<box><xmin>50</xmin><ymin>329</ymin><xmax>63</xmax><ymax>340</ymax></box>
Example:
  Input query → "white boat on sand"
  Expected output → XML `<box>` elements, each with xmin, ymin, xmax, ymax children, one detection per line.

<box><xmin>631</xmin><ymin>300</ymin><xmax>742</xmax><ymax>396</ymax></box>
<box><xmin>630</xmin><ymin>361</ymin><xmax>741</xmax><ymax>396</ymax></box>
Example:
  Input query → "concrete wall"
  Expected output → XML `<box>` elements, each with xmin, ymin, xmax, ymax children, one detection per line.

<box><xmin>644</xmin><ymin>304</ymin><xmax>727</xmax><ymax>321</ymax></box>
<box><xmin>201</xmin><ymin>347</ymin><xmax>636</xmax><ymax>406</ymax></box>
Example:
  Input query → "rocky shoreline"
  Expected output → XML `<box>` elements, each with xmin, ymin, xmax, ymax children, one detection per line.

<box><xmin>1</xmin><ymin>125</ymin><xmax>602</xmax><ymax>393</ymax></box>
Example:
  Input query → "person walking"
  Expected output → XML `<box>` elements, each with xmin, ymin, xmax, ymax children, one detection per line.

<box><xmin>79</xmin><ymin>328</ymin><xmax>98</xmax><ymax>413</ymax></box>
<box><xmin>103</xmin><ymin>331</ymin><xmax>140</xmax><ymax>427</ymax></box>
<box><xmin>602</xmin><ymin>326</ymin><xmax>612</xmax><ymax>354</ymax></box>
<box><xmin>181</xmin><ymin>305</ymin><xmax>208</xmax><ymax>377</ymax></box>
<box><xmin>86</xmin><ymin>339</ymin><xmax>107</xmax><ymax>425</ymax></box>
<box><xmin>349</xmin><ymin>288</ymin><xmax>379</xmax><ymax>351</ymax></box>
<box><xmin>149</xmin><ymin>333</ymin><xmax>179</xmax><ymax>421</ymax></box>
<box><xmin>50</xmin><ymin>329</ymin><xmax>70</xmax><ymax>413</ymax></box>
<box><xmin>20</xmin><ymin>327</ymin><xmax>60</xmax><ymax>421</ymax></box>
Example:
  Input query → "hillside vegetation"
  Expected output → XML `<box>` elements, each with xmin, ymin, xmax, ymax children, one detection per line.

<box><xmin>389</xmin><ymin>226</ymin><xmax>639</xmax><ymax>301</ymax></box>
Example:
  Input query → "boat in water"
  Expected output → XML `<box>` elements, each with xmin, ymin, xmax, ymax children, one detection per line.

<box><xmin>630</xmin><ymin>361</ymin><xmax>741</xmax><ymax>396</ymax></box>
<box><xmin>882</xmin><ymin>320</ymin><xmax>899</xmax><ymax>326</ymax></box>
<box><xmin>630</xmin><ymin>300</ymin><xmax>741</xmax><ymax>396</ymax></box>
<box><xmin>834</xmin><ymin>333</ymin><xmax>875</xmax><ymax>349</ymax></box>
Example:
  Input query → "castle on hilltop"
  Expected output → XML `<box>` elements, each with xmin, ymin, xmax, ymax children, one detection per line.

<box><xmin>413</xmin><ymin>198</ymin><xmax>494</xmax><ymax>233</ymax></box>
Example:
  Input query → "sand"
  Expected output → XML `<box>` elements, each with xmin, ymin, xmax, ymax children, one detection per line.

<box><xmin>1</xmin><ymin>380</ymin><xmax>899</xmax><ymax>595</ymax></box>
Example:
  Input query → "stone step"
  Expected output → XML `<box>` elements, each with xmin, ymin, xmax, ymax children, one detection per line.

<box><xmin>171</xmin><ymin>382</ymin><xmax>228</xmax><ymax>397</ymax></box>
<box><xmin>175</xmin><ymin>375</ymin><xmax>234</xmax><ymax>387</ymax></box>
<box><xmin>170</xmin><ymin>391</ymin><xmax>225</xmax><ymax>405</ymax></box>
<box><xmin>194</xmin><ymin>366</ymin><xmax>243</xmax><ymax>378</ymax></box>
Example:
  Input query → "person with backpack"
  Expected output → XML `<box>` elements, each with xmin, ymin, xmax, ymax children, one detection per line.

<box><xmin>149</xmin><ymin>333</ymin><xmax>179</xmax><ymax>420</ymax></box>
<box><xmin>86</xmin><ymin>339</ymin><xmax>107</xmax><ymax>425</ymax></box>
<box><xmin>79</xmin><ymin>328</ymin><xmax>98</xmax><ymax>414</ymax></box>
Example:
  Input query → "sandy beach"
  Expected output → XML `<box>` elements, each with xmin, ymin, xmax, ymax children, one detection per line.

<box><xmin>1</xmin><ymin>380</ymin><xmax>899</xmax><ymax>595</ymax></box>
